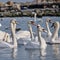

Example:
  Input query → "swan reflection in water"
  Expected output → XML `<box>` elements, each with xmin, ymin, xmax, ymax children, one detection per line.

<box><xmin>26</xmin><ymin>47</ymin><xmax>47</xmax><ymax>60</ymax></box>
<box><xmin>11</xmin><ymin>48</ymin><xmax>17</xmax><ymax>58</ymax></box>
<box><xmin>26</xmin><ymin>49</ymin><xmax>40</xmax><ymax>60</ymax></box>
<box><xmin>52</xmin><ymin>44</ymin><xmax>60</xmax><ymax>60</ymax></box>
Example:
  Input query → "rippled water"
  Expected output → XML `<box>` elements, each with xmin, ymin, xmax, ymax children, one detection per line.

<box><xmin>0</xmin><ymin>17</ymin><xmax>60</xmax><ymax>60</ymax></box>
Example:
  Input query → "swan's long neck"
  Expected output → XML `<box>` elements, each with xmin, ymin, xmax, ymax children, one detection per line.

<box><xmin>52</xmin><ymin>22</ymin><xmax>59</xmax><ymax>41</ymax></box>
<box><xmin>37</xmin><ymin>28</ymin><xmax>41</xmax><ymax>44</ymax></box>
<box><xmin>11</xmin><ymin>22</ymin><xmax>17</xmax><ymax>48</ymax></box>
<box><xmin>28</xmin><ymin>23</ymin><xmax>34</xmax><ymax>41</ymax></box>
<box><xmin>34</xmin><ymin>13</ymin><xmax>36</xmax><ymax>22</ymax></box>
<box><xmin>37</xmin><ymin>26</ymin><xmax>44</xmax><ymax>45</ymax></box>
<box><xmin>37</xmin><ymin>26</ymin><xmax>47</xmax><ymax>48</ymax></box>
<box><xmin>46</xmin><ymin>22</ymin><xmax>52</xmax><ymax>37</ymax></box>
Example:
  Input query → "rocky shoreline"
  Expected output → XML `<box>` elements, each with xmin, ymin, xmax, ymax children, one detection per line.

<box><xmin>0</xmin><ymin>11</ymin><xmax>60</xmax><ymax>17</ymax></box>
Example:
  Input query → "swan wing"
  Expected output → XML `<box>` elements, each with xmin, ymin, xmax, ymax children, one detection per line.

<box><xmin>16</xmin><ymin>30</ymin><xmax>30</xmax><ymax>39</ymax></box>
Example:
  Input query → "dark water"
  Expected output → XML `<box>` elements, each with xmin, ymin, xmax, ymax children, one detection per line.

<box><xmin>0</xmin><ymin>17</ymin><xmax>60</xmax><ymax>60</ymax></box>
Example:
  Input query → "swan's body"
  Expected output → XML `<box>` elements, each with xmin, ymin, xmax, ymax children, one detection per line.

<box><xmin>25</xmin><ymin>36</ymin><xmax>40</xmax><ymax>49</ymax></box>
<box><xmin>16</xmin><ymin>30</ymin><xmax>31</xmax><ymax>45</ymax></box>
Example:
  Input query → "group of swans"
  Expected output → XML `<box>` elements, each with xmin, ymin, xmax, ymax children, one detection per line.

<box><xmin>24</xmin><ymin>18</ymin><xmax>45</xmax><ymax>49</ymax></box>
<box><xmin>25</xmin><ymin>20</ymin><xmax>47</xmax><ymax>56</ymax></box>
<box><xmin>25</xmin><ymin>18</ymin><xmax>60</xmax><ymax>48</ymax></box>
<box><xmin>0</xmin><ymin>19</ymin><xmax>31</xmax><ymax>45</ymax></box>
<box><xmin>25</xmin><ymin>18</ymin><xmax>60</xmax><ymax>56</ymax></box>
<box><xmin>0</xmin><ymin>17</ymin><xmax>60</xmax><ymax>56</ymax></box>
<box><xmin>45</xmin><ymin>18</ymin><xmax>60</xmax><ymax>44</ymax></box>
<box><xmin>31</xmin><ymin>15</ymin><xmax>60</xmax><ymax>44</ymax></box>
<box><xmin>0</xmin><ymin>18</ymin><xmax>47</xmax><ymax>56</ymax></box>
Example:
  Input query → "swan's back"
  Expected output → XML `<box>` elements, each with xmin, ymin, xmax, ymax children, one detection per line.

<box><xmin>16</xmin><ymin>30</ymin><xmax>30</xmax><ymax>39</ymax></box>
<box><xmin>0</xmin><ymin>31</ymin><xmax>6</xmax><ymax>40</ymax></box>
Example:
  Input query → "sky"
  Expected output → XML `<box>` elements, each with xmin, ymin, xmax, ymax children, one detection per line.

<box><xmin>0</xmin><ymin>0</ymin><xmax>33</xmax><ymax>3</ymax></box>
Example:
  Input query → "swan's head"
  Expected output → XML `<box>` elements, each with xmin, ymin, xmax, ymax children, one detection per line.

<box><xmin>46</xmin><ymin>18</ymin><xmax>52</xmax><ymax>23</ymax></box>
<box><xmin>51</xmin><ymin>21</ymin><xmax>59</xmax><ymax>28</ymax></box>
<box><xmin>10</xmin><ymin>19</ymin><xmax>17</xmax><ymax>24</ymax></box>
<box><xmin>28</xmin><ymin>20</ymin><xmax>36</xmax><ymax>25</ymax></box>
<box><xmin>37</xmin><ymin>24</ymin><xmax>47</xmax><ymax>33</ymax></box>
<box><xmin>32</xmin><ymin>12</ymin><xmax>37</xmax><ymax>15</ymax></box>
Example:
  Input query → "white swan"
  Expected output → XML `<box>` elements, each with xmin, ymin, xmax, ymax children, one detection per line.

<box><xmin>46</xmin><ymin>21</ymin><xmax>60</xmax><ymax>44</ymax></box>
<box><xmin>32</xmin><ymin>12</ymin><xmax>37</xmax><ymax>22</ymax></box>
<box><xmin>15</xmin><ymin>20</ymin><xmax>32</xmax><ymax>45</ymax></box>
<box><xmin>0</xmin><ymin>19</ymin><xmax>18</xmax><ymax>58</ymax></box>
<box><xmin>51</xmin><ymin>21</ymin><xmax>60</xmax><ymax>43</ymax></box>
<box><xmin>45</xmin><ymin>18</ymin><xmax>52</xmax><ymax>37</ymax></box>
<box><xmin>16</xmin><ymin>30</ymin><xmax>31</xmax><ymax>45</ymax></box>
<box><xmin>44</xmin><ymin>18</ymin><xmax>53</xmax><ymax>43</ymax></box>
<box><xmin>0</xmin><ymin>19</ymin><xmax>17</xmax><ymax>48</ymax></box>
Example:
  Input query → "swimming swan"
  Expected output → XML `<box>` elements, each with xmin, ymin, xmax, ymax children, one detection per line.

<box><xmin>37</xmin><ymin>24</ymin><xmax>47</xmax><ymax>56</ymax></box>
<box><xmin>51</xmin><ymin>21</ymin><xmax>60</xmax><ymax>43</ymax></box>
<box><xmin>1</xmin><ymin>19</ymin><xmax>17</xmax><ymax>48</ymax></box>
